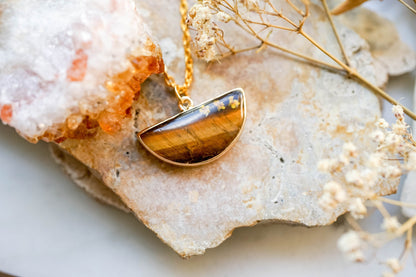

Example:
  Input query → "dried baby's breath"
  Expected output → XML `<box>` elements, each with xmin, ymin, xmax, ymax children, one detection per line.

<box><xmin>319</xmin><ymin>181</ymin><xmax>347</xmax><ymax>210</ymax></box>
<box><xmin>188</xmin><ymin>0</ymin><xmax>416</xmax><ymax>273</ymax></box>
<box><xmin>188</xmin><ymin>3</ymin><xmax>219</xmax><ymax>61</ymax></box>
<box><xmin>239</xmin><ymin>0</ymin><xmax>259</xmax><ymax>11</ymax></box>
<box><xmin>317</xmin><ymin>105</ymin><xmax>416</xmax><ymax>271</ymax></box>
<box><xmin>382</xmin><ymin>216</ymin><xmax>401</xmax><ymax>233</ymax></box>
<box><xmin>337</xmin><ymin>230</ymin><xmax>365</xmax><ymax>262</ymax></box>
<box><xmin>348</xmin><ymin>198</ymin><xmax>367</xmax><ymax>219</ymax></box>
<box><xmin>187</xmin><ymin>0</ymin><xmax>416</xmax><ymax>120</ymax></box>
<box><xmin>385</xmin><ymin>258</ymin><xmax>403</xmax><ymax>274</ymax></box>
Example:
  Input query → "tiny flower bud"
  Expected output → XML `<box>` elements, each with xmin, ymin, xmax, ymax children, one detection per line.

<box><xmin>381</xmin><ymin>216</ymin><xmax>401</xmax><ymax>233</ymax></box>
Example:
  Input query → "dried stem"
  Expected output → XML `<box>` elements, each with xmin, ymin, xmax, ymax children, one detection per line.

<box><xmin>249</xmin><ymin>33</ymin><xmax>343</xmax><ymax>71</ymax></box>
<box><xmin>346</xmin><ymin>213</ymin><xmax>364</xmax><ymax>232</ymax></box>
<box><xmin>300</xmin><ymin>12</ymin><xmax>416</xmax><ymax>119</ymax></box>
<box><xmin>399</xmin><ymin>227</ymin><xmax>413</xmax><ymax>262</ymax></box>
<box><xmin>320</xmin><ymin>0</ymin><xmax>351</xmax><ymax>66</ymax></box>
<box><xmin>230</xmin><ymin>11</ymin><xmax>344</xmax><ymax>72</ymax></box>
<box><xmin>189</xmin><ymin>0</ymin><xmax>416</xmax><ymax>271</ymax></box>
<box><xmin>317</xmin><ymin>2</ymin><xmax>416</xmax><ymax>120</ymax></box>
<box><xmin>286</xmin><ymin>0</ymin><xmax>305</xmax><ymax>16</ymax></box>
<box><xmin>191</xmin><ymin>0</ymin><xmax>416</xmax><ymax>121</ymax></box>
<box><xmin>351</xmin><ymin>70</ymin><xmax>416</xmax><ymax>121</ymax></box>
<box><xmin>243</xmin><ymin>19</ymin><xmax>297</xmax><ymax>32</ymax></box>
<box><xmin>235</xmin><ymin>1</ymin><xmax>416</xmax><ymax>120</ymax></box>
<box><xmin>377</xmin><ymin>197</ymin><xmax>416</xmax><ymax>209</ymax></box>
<box><xmin>397</xmin><ymin>0</ymin><xmax>416</xmax><ymax>14</ymax></box>
<box><xmin>298</xmin><ymin>30</ymin><xmax>353</xmax><ymax>74</ymax></box>
<box><xmin>396</xmin><ymin>216</ymin><xmax>416</xmax><ymax>236</ymax></box>
<box><xmin>265</xmin><ymin>1</ymin><xmax>298</xmax><ymax>28</ymax></box>
<box><xmin>372</xmin><ymin>200</ymin><xmax>392</xmax><ymax>218</ymax></box>
<box><xmin>218</xmin><ymin>43</ymin><xmax>265</xmax><ymax>59</ymax></box>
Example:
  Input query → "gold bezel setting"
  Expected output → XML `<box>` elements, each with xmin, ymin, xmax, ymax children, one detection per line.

<box><xmin>137</xmin><ymin>88</ymin><xmax>247</xmax><ymax>167</ymax></box>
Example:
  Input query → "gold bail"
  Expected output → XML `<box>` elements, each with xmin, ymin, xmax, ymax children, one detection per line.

<box><xmin>174</xmin><ymin>87</ymin><xmax>193</xmax><ymax>111</ymax></box>
<box><xmin>178</xmin><ymin>95</ymin><xmax>193</xmax><ymax>111</ymax></box>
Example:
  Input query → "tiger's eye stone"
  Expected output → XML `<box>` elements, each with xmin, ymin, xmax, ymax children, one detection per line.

<box><xmin>138</xmin><ymin>89</ymin><xmax>246</xmax><ymax>166</ymax></box>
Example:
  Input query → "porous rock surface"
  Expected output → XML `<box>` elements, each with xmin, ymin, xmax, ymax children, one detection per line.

<box><xmin>338</xmin><ymin>7</ymin><xmax>416</xmax><ymax>77</ymax></box>
<box><xmin>50</xmin><ymin>144</ymin><xmax>130</xmax><ymax>213</ymax></box>
<box><xmin>0</xmin><ymin>0</ymin><xmax>161</xmax><ymax>141</ymax></box>
<box><xmin>55</xmin><ymin>0</ymin><xmax>399</xmax><ymax>257</ymax></box>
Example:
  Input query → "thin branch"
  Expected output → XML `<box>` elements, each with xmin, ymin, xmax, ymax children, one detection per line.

<box><xmin>286</xmin><ymin>0</ymin><xmax>305</xmax><ymax>16</ymax></box>
<box><xmin>377</xmin><ymin>197</ymin><xmax>416</xmax><ymax>209</ymax></box>
<box><xmin>232</xmin><ymin>13</ymin><xmax>344</xmax><ymax>72</ymax></box>
<box><xmin>296</xmin><ymin>25</ymin><xmax>416</xmax><ymax>120</ymax></box>
<box><xmin>345</xmin><ymin>214</ymin><xmax>365</xmax><ymax>232</ymax></box>
<box><xmin>397</xmin><ymin>0</ymin><xmax>416</xmax><ymax>14</ymax></box>
<box><xmin>257</xmin><ymin>25</ymin><xmax>271</xmax><ymax>34</ymax></box>
<box><xmin>217</xmin><ymin>43</ymin><xmax>265</xmax><ymax>59</ymax></box>
<box><xmin>266</xmin><ymin>0</ymin><xmax>299</xmax><ymax>28</ymax></box>
<box><xmin>243</xmin><ymin>19</ymin><xmax>297</xmax><ymax>32</ymax></box>
<box><xmin>260</xmin><ymin>36</ymin><xmax>343</xmax><ymax>71</ymax></box>
<box><xmin>257</xmin><ymin>9</ymin><xmax>284</xmax><ymax>16</ymax></box>
<box><xmin>298</xmin><ymin>30</ymin><xmax>353</xmax><ymax>73</ymax></box>
<box><xmin>243</xmin><ymin>2</ymin><xmax>416</xmax><ymax>120</ymax></box>
<box><xmin>351</xmin><ymin>70</ymin><xmax>416</xmax><ymax>121</ymax></box>
<box><xmin>410</xmin><ymin>227</ymin><xmax>416</xmax><ymax>266</ymax></box>
<box><xmin>289</xmin><ymin>1</ymin><xmax>416</xmax><ymax>120</ymax></box>
<box><xmin>303</xmin><ymin>0</ymin><xmax>310</xmax><ymax>16</ymax></box>
<box><xmin>196</xmin><ymin>0</ymin><xmax>416</xmax><ymax>120</ymax></box>
<box><xmin>321</xmin><ymin>0</ymin><xmax>351</xmax><ymax>66</ymax></box>
<box><xmin>221</xmin><ymin>0</ymin><xmax>234</xmax><ymax>10</ymax></box>
<box><xmin>399</xmin><ymin>227</ymin><xmax>413</xmax><ymax>262</ymax></box>
<box><xmin>396</xmin><ymin>216</ymin><xmax>416</xmax><ymax>236</ymax></box>
<box><xmin>372</xmin><ymin>200</ymin><xmax>392</xmax><ymax>218</ymax></box>
<box><xmin>231</xmin><ymin>4</ymin><xmax>338</xmax><ymax>70</ymax></box>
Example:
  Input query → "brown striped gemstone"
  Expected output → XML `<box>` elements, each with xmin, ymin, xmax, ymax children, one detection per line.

<box><xmin>138</xmin><ymin>89</ymin><xmax>246</xmax><ymax>166</ymax></box>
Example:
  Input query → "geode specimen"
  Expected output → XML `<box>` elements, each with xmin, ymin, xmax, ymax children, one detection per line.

<box><xmin>0</xmin><ymin>0</ymin><xmax>163</xmax><ymax>142</ymax></box>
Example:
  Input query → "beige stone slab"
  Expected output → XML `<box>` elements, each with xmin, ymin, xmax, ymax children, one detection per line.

<box><xmin>50</xmin><ymin>144</ymin><xmax>130</xmax><ymax>213</ymax></box>
<box><xmin>338</xmin><ymin>7</ymin><xmax>416</xmax><ymax>77</ymax></box>
<box><xmin>55</xmin><ymin>1</ymin><xmax>398</xmax><ymax>257</ymax></box>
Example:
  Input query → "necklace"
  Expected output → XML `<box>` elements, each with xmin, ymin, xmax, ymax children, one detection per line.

<box><xmin>137</xmin><ymin>0</ymin><xmax>246</xmax><ymax>166</ymax></box>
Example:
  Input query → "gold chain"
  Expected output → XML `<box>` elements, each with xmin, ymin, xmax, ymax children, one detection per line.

<box><xmin>163</xmin><ymin>0</ymin><xmax>194</xmax><ymax>104</ymax></box>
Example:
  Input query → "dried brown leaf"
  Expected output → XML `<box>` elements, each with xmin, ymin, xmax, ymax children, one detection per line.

<box><xmin>331</xmin><ymin>0</ymin><xmax>368</xmax><ymax>15</ymax></box>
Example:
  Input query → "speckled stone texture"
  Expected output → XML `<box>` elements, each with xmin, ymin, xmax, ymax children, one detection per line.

<box><xmin>0</xmin><ymin>0</ymin><xmax>163</xmax><ymax>141</ymax></box>
<box><xmin>55</xmin><ymin>0</ymin><xmax>401</xmax><ymax>257</ymax></box>
<box><xmin>338</xmin><ymin>6</ymin><xmax>416</xmax><ymax>77</ymax></box>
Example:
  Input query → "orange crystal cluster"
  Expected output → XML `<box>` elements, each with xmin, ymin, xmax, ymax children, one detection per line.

<box><xmin>44</xmin><ymin>50</ymin><xmax>164</xmax><ymax>143</ymax></box>
<box><xmin>98</xmin><ymin>55</ymin><xmax>164</xmax><ymax>134</ymax></box>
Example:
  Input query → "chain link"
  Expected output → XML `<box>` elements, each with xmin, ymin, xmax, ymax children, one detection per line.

<box><xmin>163</xmin><ymin>0</ymin><xmax>193</xmax><ymax>99</ymax></box>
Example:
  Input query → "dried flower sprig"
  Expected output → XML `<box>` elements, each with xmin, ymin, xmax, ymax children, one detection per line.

<box><xmin>188</xmin><ymin>1</ymin><xmax>415</xmax><ymax>274</ymax></box>
<box><xmin>187</xmin><ymin>0</ymin><xmax>416</xmax><ymax>121</ymax></box>
<box><xmin>318</xmin><ymin>105</ymin><xmax>416</xmax><ymax>276</ymax></box>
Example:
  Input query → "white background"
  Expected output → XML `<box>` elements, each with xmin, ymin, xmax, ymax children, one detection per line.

<box><xmin>0</xmin><ymin>1</ymin><xmax>415</xmax><ymax>276</ymax></box>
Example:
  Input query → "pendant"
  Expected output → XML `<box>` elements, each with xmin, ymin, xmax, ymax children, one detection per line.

<box><xmin>137</xmin><ymin>88</ymin><xmax>246</xmax><ymax>166</ymax></box>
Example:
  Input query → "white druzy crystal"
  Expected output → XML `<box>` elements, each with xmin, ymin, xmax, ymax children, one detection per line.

<box><xmin>0</xmin><ymin>0</ymin><xmax>150</xmax><ymax>139</ymax></box>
